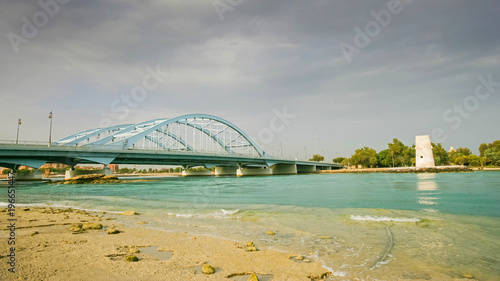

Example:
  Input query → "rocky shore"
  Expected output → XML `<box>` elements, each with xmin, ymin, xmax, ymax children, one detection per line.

<box><xmin>51</xmin><ymin>174</ymin><xmax>159</xmax><ymax>184</ymax></box>
<box><xmin>0</xmin><ymin>207</ymin><xmax>330</xmax><ymax>280</ymax></box>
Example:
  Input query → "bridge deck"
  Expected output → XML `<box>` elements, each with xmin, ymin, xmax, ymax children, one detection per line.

<box><xmin>0</xmin><ymin>144</ymin><xmax>342</xmax><ymax>170</ymax></box>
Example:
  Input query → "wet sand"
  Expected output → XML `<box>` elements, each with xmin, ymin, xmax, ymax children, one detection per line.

<box><xmin>0</xmin><ymin>207</ymin><xmax>329</xmax><ymax>281</ymax></box>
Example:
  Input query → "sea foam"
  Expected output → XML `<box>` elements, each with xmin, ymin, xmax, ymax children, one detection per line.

<box><xmin>220</xmin><ymin>209</ymin><xmax>240</xmax><ymax>215</ymax></box>
<box><xmin>350</xmin><ymin>215</ymin><xmax>420</xmax><ymax>223</ymax></box>
<box><xmin>166</xmin><ymin>209</ymin><xmax>241</xmax><ymax>219</ymax></box>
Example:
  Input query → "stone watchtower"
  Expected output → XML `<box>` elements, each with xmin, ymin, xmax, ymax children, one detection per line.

<box><xmin>415</xmin><ymin>135</ymin><xmax>435</xmax><ymax>168</ymax></box>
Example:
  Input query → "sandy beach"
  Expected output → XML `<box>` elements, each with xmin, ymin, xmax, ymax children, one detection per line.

<box><xmin>1</xmin><ymin>207</ymin><xmax>330</xmax><ymax>281</ymax></box>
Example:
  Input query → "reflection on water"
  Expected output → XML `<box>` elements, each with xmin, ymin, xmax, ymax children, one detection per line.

<box><xmin>417</xmin><ymin>173</ymin><xmax>439</xmax><ymax>212</ymax></box>
<box><xmin>417</xmin><ymin>181</ymin><xmax>438</xmax><ymax>191</ymax></box>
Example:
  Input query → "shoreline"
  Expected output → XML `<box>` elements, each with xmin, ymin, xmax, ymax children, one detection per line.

<box><xmin>2</xmin><ymin>167</ymin><xmax>500</xmax><ymax>180</ymax></box>
<box><xmin>0</xmin><ymin>207</ymin><xmax>330</xmax><ymax>280</ymax></box>
<box><xmin>320</xmin><ymin>166</ymin><xmax>480</xmax><ymax>174</ymax></box>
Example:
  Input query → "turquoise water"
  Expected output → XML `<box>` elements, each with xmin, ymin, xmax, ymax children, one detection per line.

<box><xmin>3</xmin><ymin>172</ymin><xmax>500</xmax><ymax>280</ymax></box>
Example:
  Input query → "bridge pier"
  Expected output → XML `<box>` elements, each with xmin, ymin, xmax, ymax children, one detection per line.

<box><xmin>65</xmin><ymin>168</ymin><xmax>114</xmax><ymax>180</ymax></box>
<box><xmin>237</xmin><ymin>166</ymin><xmax>272</xmax><ymax>176</ymax></box>
<box><xmin>214</xmin><ymin>166</ymin><xmax>237</xmax><ymax>176</ymax></box>
<box><xmin>271</xmin><ymin>164</ymin><xmax>297</xmax><ymax>175</ymax></box>
<box><xmin>296</xmin><ymin>165</ymin><xmax>317</xmax><ymax>173</ymax></box>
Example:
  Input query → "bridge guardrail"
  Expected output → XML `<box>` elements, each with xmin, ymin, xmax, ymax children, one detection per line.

<box><xmin>0</xmin><ymin>140</ymin><xmax>53</xmax><ymax>146</ymax></box>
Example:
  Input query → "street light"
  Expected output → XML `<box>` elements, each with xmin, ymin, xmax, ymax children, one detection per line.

<box><xmin>16</xmin><ymin>118</ymin><xmax>21</xmax><ymax>144</ymax></box>
<box><xmin>48</xmin><ymin>111</ymin><xmax>53</xmax><ymax>147</ymax></box>
<box><xmin>313</xmin><ymin>134</ymin><xmax>317</xmax><ymax>155</ymax></box>
<box><xmin>340</xmin><ymin>138</ymin><xmax>343</xmax><ymax>157</ymax></box>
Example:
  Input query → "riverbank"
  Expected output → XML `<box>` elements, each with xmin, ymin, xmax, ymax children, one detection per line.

<box><xmin>320</xmin><ymin>166</ymin><xmax>474</xmax><ymax>174</ymax></box>
<box><xmin>472</xmin><ymin>167</ymin><xmax>500</xmax><ymax>171</ymax></box>
<box><xmin>3</xmin><ymin>167</ymin><xmax>500</xmax><ymax>180</ymax></box>
<box><xmin>116</xmin><ymin>172</ymin><xmax>182</xmax><ymax>177</ymax></box>
<box><xmin>0</xmin><ymin>207</ymin><xmax>329</xmax><ymax>280</ymax></box>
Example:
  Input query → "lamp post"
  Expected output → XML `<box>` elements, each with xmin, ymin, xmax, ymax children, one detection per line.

<box><xmin>16</xmin><ymin>118</ymin><xmax>21</xmax><ymax>144</ymax></box>
<box><xmin>340</xmin><ymin>138</ymin><xmax>343</xmax><ymax>157</ymax></box>
<box><xmin>313</xmin><ymin>134</ymin><xmax>317</xmax><ymax>155</ymax></box>
<box><xmin>48</xmin><ymin>111</ymin><xmax>53</xmax><ymax>147</ymax></box>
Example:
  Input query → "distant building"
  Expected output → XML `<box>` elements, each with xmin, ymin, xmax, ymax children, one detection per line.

<box><xmin>40</xmin><ymin>163</ymin><xmax>68</xmax><ymax>169</ymax></box>
<box><xmin>100</xmin><ymin>164</ymin><xmax>119</xmax><ymax>173</ymax></box>
<box><xmin>108</xmin><ymin>164</ymin><xmax>119</xmax><ymax>173</ymax></box>
<box><xmin>75</xmin><ymin>165</ymin><xmax>95</xmax><ymax>170</ymax></box>
<box><xmin>18</xmin><ymin>166</ymin><xmax>33</xmax><ymax>170</ymax></box>
<box><xmin>415</xmin><ymin>135</ymin><xmax>435</xmax><ymax>168</ymax></box>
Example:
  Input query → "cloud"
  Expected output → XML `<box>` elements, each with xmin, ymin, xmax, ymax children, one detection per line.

<box><xmin>0</xmin><ymin>0</ymin><xmax>499</xmax><ymax>158</ymax></box>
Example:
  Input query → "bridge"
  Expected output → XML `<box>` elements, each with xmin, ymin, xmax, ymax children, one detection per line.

<box><xmin>0</xmin><ymin>114</ymin><xmax>342</xmax><ymax>178</ymax></box>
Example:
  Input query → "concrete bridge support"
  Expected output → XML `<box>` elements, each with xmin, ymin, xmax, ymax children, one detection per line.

<box><xmin>296</xmin><ymin>165</ymin><xmax>317</xmax><ymax>173</ymax></box>
<box><xmin>65</xmin><ymin>168</ymin><xmax>114</xmax><ymax>180</ymax></box>
<box><xmin>271</xmin><ymin>164</ymin><xmax>297</xmax><ymax>175</ymax></box>
<box><xmin>214</xmin><ymin>166</ymin><xmax>238</xmax><ymax>176</ymax></box>
<box><xmin>237</xmin><ymin>167</ymin><xmax>272</xmax><ymax>176</ymax></box>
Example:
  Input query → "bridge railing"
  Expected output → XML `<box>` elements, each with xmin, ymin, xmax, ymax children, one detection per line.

<box><xmin>0</xmin><ymin>140</ymin><xmax>53</xmax><ymax>146</ymax></box>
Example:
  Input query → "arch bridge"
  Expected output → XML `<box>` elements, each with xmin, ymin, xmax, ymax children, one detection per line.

<box><xmin>0</xmin><ymin>114</ymin><xmax>342</xmax><ymax>178</ymax></box>
<box><xmin>55</xmin><ymin>114</ymin><xmax>267</xmax><ymax>158</ymax></box>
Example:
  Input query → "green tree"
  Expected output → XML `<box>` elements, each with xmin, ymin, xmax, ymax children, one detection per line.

<box><xmin>408</xmin><ymin>144</ymin><xmax>416</xmax><ymax>166</ymax></box>
<box><xmin>449</xmin><ymin>147</ymin><xmax>472</xmax><ymax>164</ymax></box>
<box><xmin>455</xmin><ymin>155</ymin><xmax>470</xmax><ymax>166</ymax></box>
<box><xmin>119</xmin><ymin>167</ymin><xmax>132</xmax><ymax>174</ymax></box>
<box><xmin>388</xmin><ymin>138</ymin><xmax>414</xmax><ymax>167</ymax></box>
<box><xmin>376</xmin><ymin>149</ymin><xmax>390</xmax><ymax>167</ymax></box>
<box><xmin>2</xmin><ymin>168</ymin><xmax>12</xmax><ymax>174</ymax></box>
<box><xmin>483</xmin><ymin>140</ymin><xmax>500</xmax><ymax>166</ymax></box>
<box><xmin>350</xmin><ymin>147</ymin><xmax>378</xmax><ymax>168</ymax></box>
<box><xmin>432</xmin><ymin>143</ymin><xmax>449</xmax><ymax>166</ymax></box>
<box><xmin>467</xmin><ymin>155</ymin><xmax>481</xmax><ymax>167</ymax></box>
<box><xmin>333</xmin><ymin>157</ymin><xmax>346</xmax><ymax>164</ymax></box>
<box><xmin>479</xmin><ymin>143</ymin><xmax>488</xmax><ymax>157</ymax></box>
<box><xmin>309</xmin><ymin>154</ymin><xmax>325</xmax><ymax>162</ymax></box>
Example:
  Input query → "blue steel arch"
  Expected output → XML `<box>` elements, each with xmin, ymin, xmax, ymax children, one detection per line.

<box><xmin>56</xmin><ymin>114</ymin><xmax>267</xmax><ymax>157</ymax></box>
<box><xmin>145</xmin><ymin>131</ymin><xmax>194</xmax><ymax>152</ymax></box>
<box><xmin>54</xmin><ymin>124</ymin><xmax>133</xmax><ymax>146</ymax></box>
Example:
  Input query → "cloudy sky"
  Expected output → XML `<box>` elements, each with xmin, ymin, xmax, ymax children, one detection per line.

<box><xmin>1</xmin><ymin>0</ymin><xmax>499</xmax><ymax>160</ymax></box>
